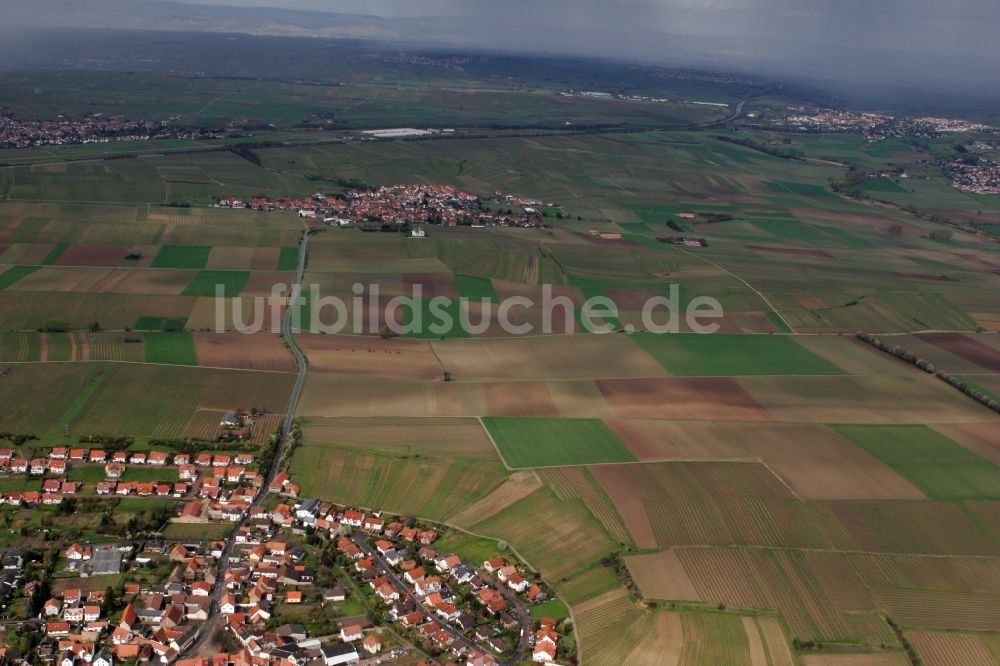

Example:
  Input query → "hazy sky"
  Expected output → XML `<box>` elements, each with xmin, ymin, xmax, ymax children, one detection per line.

<box><xmin>7</xmin><ymin>0</ymin><xmax>999</xmax><ymax>99</ymax></box>
<box><xmin>161</xmin><ymin>0</ymin><xmax>999</xmax><ymax>89</ymax></box>
<box><xmin>163</xmin><ymin>0</ymin><xmax>1000</xmax><ymax>63</ymax></box>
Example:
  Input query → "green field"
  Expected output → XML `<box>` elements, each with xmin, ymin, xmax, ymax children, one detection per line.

<box><xmin>142</xmin><ymin>331</ymin><xmax>199</xmax><ymax>365</ymax></box>
<box><xmin>181</xmin><ymin>270</ymin><xmax>251</xmax><ymax>297</ymax></box>
<box><xmin>41</xmin><ymin>243</ymin><xmax>70</xmax><ymax>265</ymax></box>
<box><xmin>403</xmin><ymin>298</ymin><xmax>470</xmax><ymax>339</ymax></box>
<box><xmin>278</xmin><ymin>246</ymin><xmax>300</xmax><ymax>271</ymax></box>
<box><xmin>630</xmin><ymin>333</ymin><xmax>844</xmax><ymax>376</ymax></box>
<box><xmin>455</xmin><ymin>273</ymin><xmax>499</xmax><ymax>302</ymax></box>
<box><xmin>832</xmin><ymin>424</ymin><xmax>1000</xmax><ymax>500</ymax></box>
<box><xmin>482</xmin><ymin>417</ymin><xmax>637</xmax><ymax>468</ymax></box>
<box><xmin>151</xmin><ymin>245</ymin><xmax>212</xmax><ymax>269</ymax></box>
<box><xmin>0</xmin><ymin>265</ymin><xmax>39</xmax><ymax>290</ymax></box>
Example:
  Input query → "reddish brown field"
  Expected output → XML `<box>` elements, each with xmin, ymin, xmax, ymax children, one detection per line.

<box><xmin>241</xmin><ymin>271</ymin><xmax>296</xmax><ymax>296</ymax></box>
<box><xmin>605</xmin><ymin>288</ymin><xmax>660</xmax><ymax>310</ymax></box>
<box><xmin>597</xmin><ymin>377</ymin><xmax>772</xmax><ymax>421</ymax></box>
<box><xmin>590</xmin><ymin>464</ymin><xmax>658</xmax><ymax>548</ymax></box>
<box><xmin>606</xmin><ymin>419</ymin><xmax>752</xmax><ymax>460</ymax></box>
<box><xmin>53</xmin><ymin>244</ymin><xmax>127</xmax><ymax>267</ymax></box>
<box><xmin>917</xmin><ymin>332</ymin><xmax>1000</xmax><ymax>373</ymax></box>
<box><xmin>402</xmin><ymin>273</ymin><xmax>459</xmax><ymax>299</ymax></box>
<box><xmin>192</xmin><ymin>332</ymin><xmax>296</xmax><ymax>372</ymax></box>
<box><xmin>737</xmin><ymin>423</ymin><xmax>926</xmax><ymax>500</ymax></box>
<box><xmin>746</xmin><ymin>245</ymin><xmax>833</xmax><ymax>258</ymax></box>
<box><xmin>206</xmin><ymin>247</ymin><xmax>255</xmax><ymax>270</ymax></box>
<box><xmin>481</xmin><ymin>381</ymin><xmax>560</xmax><ymax>416</ymax></box>
<box><xmin>297</xmin><ymin>333</ymin><xmax>443</xmax><ymax>380</ymax></box>
<box><xmin>249</xmin><ymin>247</ymin><xmax>280</xmax><ymax>271</ymax></box>
<box><xmin>625</xmin><ymin>549</ymin><xmax>700</xmax><ymax>600</ymax></box>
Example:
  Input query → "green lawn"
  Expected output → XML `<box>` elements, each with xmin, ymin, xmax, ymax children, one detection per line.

<box><xmin>630</xmin><ymin>333</ymin><xmax>844</xmax><ymax>376</ymax></box>
<box><xmin>181</xmin><ymin>270</ymin><xmax>250</xmax><ymax>297</ymax></box>
<box><xmin>143</xmin><ymin>332</ymin><xmax>199</xmax><ymax>365</ymax></box>
<box><xmin>530</xmin><ymin>597</ymin><xmax>571</xmax><ymax>621</ymax></box>
<box><xmin>150</xmin><ymin>245</ymin><xmax>211</xmax><ymax>269</ymax></box>
<box><xmin>433</xmin><ymin>530</ymin><xmax>508</xmax><ymax>566</ymax></box>
<box><xmin>832</xmin><ymin>424</ymin><xmax>1000</xmax><ymax>500</ymax></box>
<box><xmin>68</xmin><ymin>464</ymin><xmax>176</xmax><ymax>483</ymax></box>
<box><xmin>482</xmin><ymin>417</ymin><xmax>636</xmax><ymax>468</ymax></box>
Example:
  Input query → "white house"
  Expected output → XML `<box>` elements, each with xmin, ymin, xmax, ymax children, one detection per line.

<box><xmin>340</xmin><ymin>625</ymin><xmax>363</xmax><ymax>642</ymax></box>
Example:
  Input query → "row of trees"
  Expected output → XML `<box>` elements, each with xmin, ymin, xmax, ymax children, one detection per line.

<box><xmin>856</xmin><ymin>332</ymin><xmax>999</xmax><ymax>414</ymax></box>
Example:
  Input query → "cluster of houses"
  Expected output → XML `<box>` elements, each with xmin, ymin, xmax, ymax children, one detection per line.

<box><xmin>770</xmin><ymin>107</ymin><xmax>996</xmax><ymax>143</ymax></box>
<box><xmin>0</xmin><ymin>113</ymin><xmax>233</xmax><ymax>149</ymax></box>
<box><xmin>268</xmin><ymin>495</ymin><xmax>567</xmax><ymax>666</ymax></box>
<box><xmin>943</xmin><ymin>155</ymin><xmax>1000</xmax><ymax>195</ymax></box>
<box><xmin>214</xmin><ymin>520</ymin><xmax>376</xmax><ymax>666</ymax></box>
<box><xmin>41</xmin><ymin>541</ymin><xmax>229</xmax><ymax>665</ymax></box>
<box><xmin>39</xmin><ymin>584</ymin><xmax>116</xmax><ymax>666</ymax></box>
<box><xmin>217</xmin><ymin>184</ymin><xmax>545</xmax><ymax>229</ymax></box>
<box><xmin>0</xmin><ymin>447</ymin><xmax>257</xmax><ymax>504</ymax></box>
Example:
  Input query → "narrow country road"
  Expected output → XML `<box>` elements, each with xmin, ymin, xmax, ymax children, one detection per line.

<box><xmin>179</xmin><ymin>225</ymin><xmax>316</xmax><ymax>658</ymax></box>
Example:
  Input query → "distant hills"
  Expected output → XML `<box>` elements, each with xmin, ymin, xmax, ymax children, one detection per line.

<box><xmin>1</xmin><ymin>0</ymin><xmax>412</xmax><ymax>39</ymax></box>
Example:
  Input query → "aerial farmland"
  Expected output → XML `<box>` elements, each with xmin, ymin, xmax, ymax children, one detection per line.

<box><xmin>1</xmin><ymin>19</ymin><xmax>1000</xmax><ymax>666</ymax></box>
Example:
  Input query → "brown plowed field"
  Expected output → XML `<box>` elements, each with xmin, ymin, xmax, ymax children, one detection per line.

<box><xmin>606</xmin><ymin>419</ymin><xmax>753</xmax><ymax>460</ymax></box>
<box><xmin>250</xmin><ymin>247</ymin><xmax>280</xmax><ymax>270</ymax></box>
<box><xmin>908</xmin><ymin>632</ymin><xmax>997</xmax><ymax>666</ymax></box>
<box><xmin>740</xmin><ymin>375</ymin><xmax>993</xmax><ymax>424</ymax></box>
<box><xmin>624</xmin><ymin>550</ymin><xmax>700</xmax><ymax>601</ymax></box>
<box><xmin>53</xmin><ymin>244</ymin><xmax>127</xmax><ymax>267</ymax></box>
<box><xmin>481</xmin><ymin>381</ymin><xmax>560</xmax><ymax>416</ymax></box>
<box><xmin>432</xmin><ymin>334</ymin><xmax>667</xmax><ymax>381</ymax></box>
<box><xmin>917</xmin><ymin>332</ymin><xmax>1000</xmax><ymax>373</ymax></box>
<box><xmin>597</xmin><ymin>377</ymin><xmax>772</xmax><ymax>421</ymax></box>
<box><xmin>297</xmin><ymin>333</ymin><xmax>442</xmax><ymax>380</ymax></box>
<box><xmin>738</xmin><ymin>424</ymin><xmax>925</xmax><ymax>500</ymax></box>
<box><xmin>97</xmin><ymin>268</ymin><xmax>192</xmax><ymax>295</ymax></box>
<box><xmin>402</xmin><ymin>272</ymin><xmax>459</xmax><ymax>299</ymax></box>
<box><xmin>193</xmin><ymin>331</ymin><xmax>296</xmax><ymax>372</ymax></box>
<box><xmin>8</xmin><ymin>266</ymin><xmax>113</xmax><ymax>292</ymax></box>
